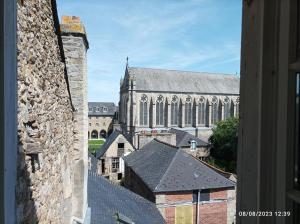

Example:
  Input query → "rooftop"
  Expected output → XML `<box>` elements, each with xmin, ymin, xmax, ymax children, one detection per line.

<box><xmin>169</xmin><ymin>128</ymin><xmax>210</xmax><ymax>148</ymax></box>
<box><xmin>88</xmin><ymin>102</ymin><xmax>117</xmax><ymax>116</ymax></box>
<box><xmin>88</xmin><ymin>170</ymin><xmax>164</xmax><ymax>224</ymax></box>
<box><xmin>123</xmin><ymin>139</ymin><xmax>235</xmax><ymax>192</ymax></box>
<box><xmin>127</xmin><ymin>66</ymin><xmax>240</xmax><ymax>94</ymax></box>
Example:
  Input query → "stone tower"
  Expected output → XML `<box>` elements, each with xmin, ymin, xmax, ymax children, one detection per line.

<box><xmin>60</xmin><ymin>16</ymin><xmax>89</xmax><ymax>221</ymax></box>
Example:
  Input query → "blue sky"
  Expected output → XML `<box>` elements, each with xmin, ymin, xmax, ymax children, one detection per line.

<box><xmin>56</xmin><ymin>0</ymin><xmax>242</xmax><ymax>104</ymax></box>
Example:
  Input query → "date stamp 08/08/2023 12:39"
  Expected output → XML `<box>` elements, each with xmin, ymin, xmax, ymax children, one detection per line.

<box><xmin>238</xmin><ymin>211</ymin><xmax>291</xmax><ymax>217</ymax></box>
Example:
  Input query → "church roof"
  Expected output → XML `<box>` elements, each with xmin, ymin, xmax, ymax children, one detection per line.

<box><xmin>127</xmin><ymin>67</ymin><xmax>240</xmax><ymax>94</ymax></box>
<box><xmin>123</xmin><ymin>139</ymin><xmax>235</xmax><ymax>192</ymax></box>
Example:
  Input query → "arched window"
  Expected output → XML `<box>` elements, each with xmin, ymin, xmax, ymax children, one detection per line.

<box><xmin>156</xmin><ymin>95</ymin><xmax>164</xmax><ymax>126</ymax></box>
<box><xmin>140</xmin><ymin>94</ymin><xmax>148</xmax><ymax>126</ymax></box>
<box><xmin>224</xmin><ymin>97</ymin><xmax>231</xmax><ymax>120</ymax></box>
<box><xmin>91</xmin><ymin>130</ymin><xmax>98</xmax><ymax>139</ymax></box>
<box><xmin>185</xmin><ymin>96</ymin><xmax>192</xmax><ymax>126</ymax></box>
<box><xmin>236</xmin><ymin>97</ymin><xmax>240</xmax><ymax>117</ymax></box>
<box><xmin>211</xmin><ymin>97</ymin><xmax>219</xmax><ymax>125</ymax></box>
<box><xmin>198</xmin><ymin>97</ymin><xmax>206</xmax><ymax>125</ymax></box>
<box><xmin>171</xmin><ymin>96</ymin><xmax>179</xmax><ymax>125</ymax></box>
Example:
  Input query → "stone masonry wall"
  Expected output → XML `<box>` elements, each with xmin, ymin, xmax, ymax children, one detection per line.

<box><xmin>61</xmin><ymin>16</ymin><xmax>89</xmax><ymax>219</ymax></box>
<box><xmin>17</xmin><ymin>1</ymin><xmax>76</xmax><ymax>223</ymax></box>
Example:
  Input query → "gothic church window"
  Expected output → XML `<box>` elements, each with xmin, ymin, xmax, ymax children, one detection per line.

<box><xmin>198</xmin><ymin>97</ymin><xmax>206</xmax><ymax>125</ymax></box>
<box><xmin>171</xmin><ymin>96</ymin><xmax>179</xmax><ymax>125</ymax></box>
<box><xmin>156</xmin><ymin>95</ymin><xmax>164</xmax><ymax>126</ymax></box>
<box><xmin>211</xmin><ymin>97</ymin><xmax>219</xmax><ymax>125</ymax></box>
<box><xmin>185</xmin><ymin>96</ymin><xmax>192</xmax><ymax>126</ymax></box>
<box><xmin>224</xmin><ymin>97</ymin><xmax>231</xmax><ymax>120</ymax></box>
<box><xmin>140</xmin><ymin>94</ymin><xmax>148</xmax><ymax>126</ymax></box>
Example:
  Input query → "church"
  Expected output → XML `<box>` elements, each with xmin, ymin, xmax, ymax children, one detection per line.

<box><xmin>119</xmin><ymin>65</ymin><xmax>240</xmax><ymax>146</ymax></box>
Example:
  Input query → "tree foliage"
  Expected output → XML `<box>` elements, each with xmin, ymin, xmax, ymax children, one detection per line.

<box><xmin>208</xmin><ymin>117</ymin><xmax>239</xmax><ymax>173</ymax></box>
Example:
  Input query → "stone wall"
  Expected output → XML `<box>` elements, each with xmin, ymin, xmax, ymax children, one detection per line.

<box><xmin>61</xmin><ymin>15</ymin><xmax>89</xmax><ymax>220</ymax></box>
<box><xmin>16</xmin><ymin>1</ymin><xmax>82</xmax><ymax>223</ymax></box>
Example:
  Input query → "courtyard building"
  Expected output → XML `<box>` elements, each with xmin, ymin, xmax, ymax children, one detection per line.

<box><xmin>95</xmin><ymin>130</ymin><xmax>135</xmax><ymax>183</ymax></box>
<box><xmin>119</xmin><ymin>66</ymin><xmax>240</xmax><ymax>147</ymax></box>
<box><xmin>88</xmin><ymin>102</ymin><xmax>118</xmax><ymax>139</ymax></box>
<box><xmin>123</xmin><ymin>139</ymin><xmax>236</xmax><ymax>224</ymax></box>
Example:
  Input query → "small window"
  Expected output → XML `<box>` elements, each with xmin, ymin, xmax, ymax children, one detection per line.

<box><xmin>103</xmin><ymin>107</ymin><xmax>108</xmax><ymax>112</ymax></box>
<box><xmin>89</xmin><ymin>123</ymin><xmax>91</xmax><ymax>126</ymax></box>
<box><xmin>96</xmin><ymin>107</ymin><xmax>100</xmax><ymax>112</ymax></box>
<box><xmin>112</xmin><ymin>157</ymin><xmax>119</xmax><ymax>172</ymax></box>
<box><xmin>89</xmin><ymin>107</ymin><xmax>93</xmax><ymax>112</ymax></box>
<box><xmin>96</xmin><ymin>123</ymin><xmax>99</xmax><ymax>126</ymax></box>
<box><xmin>118</xmin><ymin>143</ymin><xmax>125</xmax><ymax>149</ymax></box>
<box><xmin>118</xmin><ymin>173</ymin><xmax>123</xmax><ymax>180</ymax></box>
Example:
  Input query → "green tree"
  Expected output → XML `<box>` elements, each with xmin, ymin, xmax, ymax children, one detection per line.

<box><xmin>208</xmin><ymin>117</ymin><xmax>239</xmax><ymax>173</ymax></box>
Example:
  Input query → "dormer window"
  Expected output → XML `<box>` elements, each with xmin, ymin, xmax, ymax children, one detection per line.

<box><xmin>93</xmin><ymin>107</ymin><xmax>97</xmax><ymax>112</ymax></box>
<box><xmin>96</xmin><ymin>107</ymin><xmax>100</xmax><ymax>112</ymax></box>
<box><xmin>103</xmin><ymin>107</ymin><xmax>108</xmax><ymax>112</ymax></box>
<box><xmin>89</xmin><ymin>107</ymin><xmax>92</xmax><ymax>112</ymax></box>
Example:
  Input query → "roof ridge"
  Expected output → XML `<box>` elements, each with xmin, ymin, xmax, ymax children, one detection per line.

<box><xmin>154</xmin><ymin>149</ymin><xmax>180</xmax><ymax>192</ymax></box>
<box><xmin>152</xmin><ymin>138</ymin><xmax>179</xmax><ymax>149</ymax></box>
<box><xmin>128</xmin><ymin>66</ymin><xmax>237</xmax><ymax>77</ymax></box>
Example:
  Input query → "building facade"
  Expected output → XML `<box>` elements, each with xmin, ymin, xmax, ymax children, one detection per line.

<box><xmin>124</xmin><ymin>139</ymin><xmax>236</xmax><ymax>224</ymax></box>
<box><xmin>88</xmin><ymin>102</ymin><xmax>117</xmax><ymax>139</ymax></box>
<box><xmin>95</xmin><ymin>130</ymin><xmax>134</xmax><ymax>183</ymax></box>
<box><xmin>119</xmin><ymin>66</ymin><xmax>240</xmax><ymax>145</ymax></box>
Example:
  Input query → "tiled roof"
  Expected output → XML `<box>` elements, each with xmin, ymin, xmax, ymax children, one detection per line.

<box><xmin>128</xmin><ymin>67</ymin><xmax>240</xmax><ymax>94</ymax></box>
<box><xmin>88</xmin><ymin>171</ymin><xmax>165</xmax><ymax>224</ymax></box>
<box><xmin>124</xmin><ymin>139</ymin><xmax>235</xmax><ymax>192</ymax></box>
<box><xmin>88</xmin><ymin>102</ymin><xmax>116</xmax><ymax>116</ymax></box>
<box><xmin>169</xmin><ymin>128</ymin><xmax>210</xmax><ymax>148</ymax></box>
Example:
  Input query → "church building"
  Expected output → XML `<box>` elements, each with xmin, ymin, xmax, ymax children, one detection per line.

<box><xmin>119</xmin><ymin>65</ymin><xmax>240</xmax><ymax>145</ymax></box>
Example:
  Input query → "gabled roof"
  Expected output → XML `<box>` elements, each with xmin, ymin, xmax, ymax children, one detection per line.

<box><xmin>169</xmin><ymin>128</ymin><xmax>209</xmax><ymax>148</ymax></box>
<box><xmin>124</xmin><ymin>139</ymin><xmax>235</xmax><ymax>192</ymax></box>
<box><xmin>88</xmin><ymin>102</ymin><xmax>116</xmax><ymax>116</ymax></box>
<box><xmin>88</xmin><ymin>171</ymin><xmax>164</xmax><ymax>224</ymax></box>
<box><xmin>96</xmin><ymin>130</ymin><xmax>133</xmax><ymax>158</ymax></box>
<box><xmin>127</xmin><ymin>67</ymin><xmax>240</xmax><ymax>94</ymax></box>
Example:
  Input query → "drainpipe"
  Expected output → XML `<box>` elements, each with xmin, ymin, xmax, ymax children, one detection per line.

<box><xmin>196</xmin><ymin>190</ymin><xmax>200</xmax><ymax>224</ymax></box>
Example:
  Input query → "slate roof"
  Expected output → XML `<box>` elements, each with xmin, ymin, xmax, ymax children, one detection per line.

<box><xmin>127</xmin><ymin>67</ymin><xmax>240</xmax><ymax>94</ymax></box>
<box><xmin>123</xmin><ymin>139</ymin><xmax>235</xmax><ymax>192</ymax></box>
<box><xmin>88</xmin><ymin>171</ymin><xmax>165</xmax><ymax>224</ymax></box>
<box><xmin>169</xmin><ymin>128</ymin><xmax>210</xmax><ymax>148</ymax></box>
<box><xmin>88</xmin><ymin>102</ymin><xmax>116</xmax><ymax>116</ymax></box>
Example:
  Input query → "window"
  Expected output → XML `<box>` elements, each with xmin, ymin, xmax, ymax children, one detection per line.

<box><xmin>89</xmin><ymin>107</ymin><xmax>92</xmax><ymax>112</ymax></box>
<box><xmin>185</xmin><ymin>96</ymin><xmax>192</xmax><ymax>126</ymax></box>
<box><xmin>139</xmin><ymin>94</ymin><xmax>148</xmax><ymax>126</ymax></box>
<box><xmin>211</xmin><ymin>97</ymin><xmax>219</xmax><ymax>125</ymax></box>
<box><xmin>96</xmin><ymin>123</ymin><xmax>99</xmax><ymax>126</ymax></box>
<box><xmin>103</xmin><ymin>107</ymin><xmax>108</xmax><ymax>112</ymax></box>
<box><xmin>118</xmin><ymin>173</ymin><xmax>122</xmax><ymax>180</ymax></box>
<box><xmin>198</xmin><ymin>97</ymin><xmax>206</xmax><ymax>125</ymax></box>
<box><xmin>156</xmin><ymin>95</ymin><xmax>164</xmax><ymax>126</ymax></box>
<box><xmin>112</xmin><ymin>157</ymin><xmax>119</xmax><ymax>172</ymax></box>
<box><xmin>96</xmin><ymin>107</ymin><xmax>100</xmax><ymax>112</ymax></box>
<box><xmin>93</xmin><ymin>107</ymin><xmax>97</xmax><ymax>112</ymax></box>
<box><xmin>89</xmin><ymin>123</ymin><xmax>91</xmax><ymax>126</ymax></box>
<box><xmin>171</xmin><ymin>96</ymin><xmax>179</xmax><ymax>125</ymax></box>
<box><xmin>118</xmin><ymin>143</ymin><xmax>125</xmax><ymax>156</ymax></box>
<box><xmin>224</xmin><ymin>97</ymin><xmax>231</xmax><ymax>120</ymax></box>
